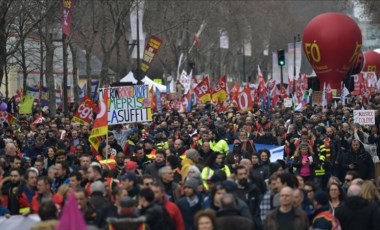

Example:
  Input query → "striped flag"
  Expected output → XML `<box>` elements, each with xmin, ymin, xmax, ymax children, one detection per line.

<box><xmin>89</xmin><ymin>86</ymin><xmax>109</xmax><ymax>152</ymax></box>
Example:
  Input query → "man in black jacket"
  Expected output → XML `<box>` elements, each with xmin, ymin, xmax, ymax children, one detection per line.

<box><xmin>138</xmin><ymin>188</ymin><xmax>165</xmax><ymax>230</ymax></box>
<box><xmin>335</xmin><ymin>184</ymin><xmax>380</xmax><ymax>230</ymax></box>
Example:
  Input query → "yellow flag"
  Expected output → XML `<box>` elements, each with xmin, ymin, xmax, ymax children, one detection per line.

<box><xmin>19</xmin><ymin>94</ymin><xmax>34</xmax><ymax>114</ymax></box>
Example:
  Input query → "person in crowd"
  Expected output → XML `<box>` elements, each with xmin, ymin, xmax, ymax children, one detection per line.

<box><xmin>31</xmin><ymin>176</ymin><xmax>53</xmax><ymax>214</ymax></box>
<box><xmin>151</xmin><ymin>182</ymin><xmax>185</xmax><ymax>230</ymax></box>
<box><xmin>120</xmin><ymin>172</ymin><xmax>140</xmax><ymax>199</ymax></box>
<box><xmin>10</xmin><ymin>168</ymin><xmax>37</xmax><ymax>215</ymax></box>
<box><xmin>138</xmin><ymin>187</ymin><xmax>166</xmax><ymax>230</ymax></box>
<box><xmin>88</xmin><ymin>181</ymin><xmax>109</xmax><ymax>211</ymax></box>
<box><xmin>181</xmin><ymin>149</ymin><xmax>201</xmax><ymax>182</ymax></box>
<box><xmin>260</xmin><ymin>174</ymin><xmax>278</xmax><ymax>222</ymax></box>
<box><xmin>1</xmin><ymin>168</ymin><xmax>22</xmax><ymax>211</ymax></box>
<box><xmin>312</xmin><ymin>191</ymin><xmax>341</xmax><ymax>230</ymax></box>
<box><xmin>215</xmin><ymin>193</ymin><xmax>254</xmax><ymax>230</ymax></box>
<box><xmin>335</xmin><ymin>184</ymin><xmax>380</xmax><ymax>230</ymax></box>
<box><xmin>361</xmin><ymin>180</ymin><xmax>380</xmax><ymax>204</ymax></box>
<box><xmin>177</xmin><ymin>178</ymin><xmax>204</xmax><ymax>230</ymax></box>
<box><xmin>292</xmin><ymin>143</ymin><xmax>317</xmax><ymax>182</ymax></box>
<box><xmin>250</xmin><ymin>152</ymin><xmax>269</xmax><ymax>181</ymax></box>
<box><xmin>343</xmin><ymin>170</ymin><xmax>360</xmax><ymax>192</ymax></box>
<box><xmin>264</xmin><ymin>186</ymin><xmax>309</xmax><ymax>230</ymax></box>
<box><xmin>51</xmin><ymin>161</ymin><xmax>70</xmax><ymax>192</ymax></box>
<box><xmin>201</xmin><ymin>152</ymin><xmax>230</xmax><ymax>190</ymax></box>
<box><xmin>328</xmin><ymin>182</ymin><xmax>345</xmax><ymax>209</ymax></box>
<box><xmin>74</xmin><ymin>187</ymin><xmax>97</xmax><ymax>225</ymax></box>
<box><xmin>130</xmin><ymin>146</ymin><xmax>151</xmax><ymax>171</ymax></box>
<box><xmin>194</xmin><ymin>209</ymin><xmax>216</xmax><ymax>230</ymax></box>
<box><xmin>158</xmin><ymin>166</ymin><xmax>181</xmax><ymax>203</ymax></box>
<box><xmin>144</xmin><ymin>149</ymin><xmax>167</xmax><ymax>180</ymax></box>
<box><xmin>44</xmin><ymin>147</ymin><xmax>56</xmax><ymax>169</ymax></box>
<box><xmin>304</xmin><ymin>181</ymin><xmax>317</xmax><ymax>204</ymax></box>
<box><xmin>343</xmin><ymin>139</ymin><xmax>374</xmax><ymax>180</ymax></box>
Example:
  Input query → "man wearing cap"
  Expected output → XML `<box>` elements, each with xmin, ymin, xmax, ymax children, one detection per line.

<box><xmin>312</xmin><ymin>191</ymin><xmax>341</xmax><ymax>230</ymax></box>
<box><xmin>124</xmin><ymin>128</ymin><xmax>139</xmax><ymax>156</ymax></box>
<box><xmin>120</xmin><ymin>172</ymin><xmax>140</xmax><ymax>199</ymax></box>
<box><xmin>177</xmin><ymin>178</ymin><xmax>203</xmax><ymax>230</ymax></box>
<box><xmin>142</xmin><ymin>137</ymin><xmax>157</xmax><ymax>160</ymax></box>
<box><xmin>181</xmin><ymin>149</ymin><xmax>200</xmax><ymax>182</ymax></box>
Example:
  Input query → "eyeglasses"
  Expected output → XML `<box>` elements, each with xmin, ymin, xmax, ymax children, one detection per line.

<box><xmin>305</xmin><ymin>189</ymin><xmax>314</xmax><ymax>193</ymax></box>
<box><xmin>345</xmin><ymin>179</ymin><xmax>352</xmax><ymax>182</ymax></box>
<box><xmin>144</xmin><ymin>183</ymin><xmax>152</xmax><ymax>186</ymax></box>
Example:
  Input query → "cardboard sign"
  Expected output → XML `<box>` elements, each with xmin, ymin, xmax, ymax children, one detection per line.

<box><xmin>353</xmin><ymin>110</ymin><xmax>375</xmax><ymax>125</ymax></box>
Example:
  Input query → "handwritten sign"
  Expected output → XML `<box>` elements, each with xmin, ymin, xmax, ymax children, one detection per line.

<box><xmin>353</xmin><ymin>110</ymin><xmax>375</xmax><ymax>125</ymax></box>
<box><xmin>106</xmin><ymin>85</ymin><xmax>152</xmax><ymax>124</ymax></box>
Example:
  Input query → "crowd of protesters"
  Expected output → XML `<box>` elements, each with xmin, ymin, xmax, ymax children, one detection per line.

<box><xmin>1</xmin><ymin>95</ymin><xmax>380</xmax><ymax>230</ymax></box>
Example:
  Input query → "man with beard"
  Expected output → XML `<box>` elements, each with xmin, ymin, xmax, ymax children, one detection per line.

<box><xmin>107</xmin><ymin>132</ymin><xmax>123</xmax><ymax>155</ymax></box>
<box><xmin>234</xmin><ymin>165</ymin><xmax>262</xmax><ymax>229</ymax></box>
<box><xmin>131</xmin><ymin>146</ymin><xmax>151</xmax><ymax>171</ymax></box>
<box><xmin>174</xmin><ymin>138</ymin><xmax>188</xmax><ymax>160</ymax></box>
<box><xmin>144</xmin><ymin>149</ymin><xmax>167</xmax><ymax>180</ymax></box>
<box><xmin>10</xmin><ymin>169</ymin><xmax>37</xmax><ymax>215</ymax></box>
<box><xmin>1</xmin><ymin>168</ymin><xmax>22</xmax><ymax>211</ymax></box>
<box><xmin>114</xmin><ymin>152</ymin><xmax>125</xmax><ymax>177</ymax></box>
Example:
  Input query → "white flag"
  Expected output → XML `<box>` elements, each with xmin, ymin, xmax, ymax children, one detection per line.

<box><xmin>220</xmin><ymin>31</ymin><xmax>229</xmax><ymax>49</ymax></box>
<box><xmin>322</xmin><ymin>82</ymin><xmax>327</xmax><ymax>107</ymax></box>
<box><xmin>244</xmin><ymin>40</ymin><xmax>251</xmax><ymax>56</ymax></box>
<box><xmin>130</xmin><ymin>0</ymin><xmax>144</xmax><ymax>40</ymax></box>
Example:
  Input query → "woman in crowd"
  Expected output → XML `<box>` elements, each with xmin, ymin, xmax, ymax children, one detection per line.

<box><xmin>194</xmin><ymin>209</ymin><xmax>216</xmax><ymax>230</ymax></box>
<box><xmin>328</xmin><ymin>182</ymin><xmax>345</xmax><ymax>210</ymax></box>
<box><xmin>201</xmin><ymin>152</ymin><xmax>230</xmax><ymax>190</ymax></box>
<box><xmin>361</xmin><ymin>180</ymin><xmax>380</xmax><ymax>204</ymax></box>
<box><xmin>292</xmin><ymin>143</ymin><xmax>316</xmax><ymax>182</ymax></box>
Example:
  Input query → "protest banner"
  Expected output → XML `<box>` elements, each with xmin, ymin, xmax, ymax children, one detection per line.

<box><xmin>353</xmin><ymin>110</ymin><xmax>375</xmax><ymax>125</ymax></box>
<box><xmin>108</xmin><ymin>85</ymin><xmax>152</xmax><ymax>125</ymax></box>
<box><xmin>140</xmin><ymin>35</ymin><xmax>163</xmax><ymax>73</ymax></box>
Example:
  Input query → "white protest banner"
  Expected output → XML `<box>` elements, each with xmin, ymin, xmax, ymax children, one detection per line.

<box><xmin>107</xmin><ymin>85</ymin><xmax>152</xmax><ymax>124</ymax></box>
<box><xmin>353</xmin><ymin>110</ymin><xmax>375</xmax><ymax>125</ymax></box>
<box><xmin>0</xmin><ymin>214</ymin><xmax>40</xmax><ymax>230</ymax></box>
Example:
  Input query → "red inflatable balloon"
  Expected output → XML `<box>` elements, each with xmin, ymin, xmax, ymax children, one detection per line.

<box><xmin>362</xmin><ymin>50</ymin><xmax>380</xmax><ymax>76</ymax></box>
<box><xmin>303</xmin><ymin>13</ymin><xmax>362</xmax><ymax>90</ymax></box>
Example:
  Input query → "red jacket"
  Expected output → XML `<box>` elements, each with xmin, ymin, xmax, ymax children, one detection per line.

<box><xmin>161</xmin><ymin>195</ymin><xmax>185</xmax><ymax>230</ymax></box>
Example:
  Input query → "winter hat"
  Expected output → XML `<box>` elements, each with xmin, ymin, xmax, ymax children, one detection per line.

<box><xmin>314</xmin><ymin>191</ymin><xmax>329</xmax><ymax>206</ymax></box>
<box><xmin>187</xmin><ymin>149</ymin><xmax>200</xmax><ymax>161</ymax></box>
<box><xmin>184</xmin><ymin>178</ymin><xmax>199</xmax><ymax>192</ymax></box>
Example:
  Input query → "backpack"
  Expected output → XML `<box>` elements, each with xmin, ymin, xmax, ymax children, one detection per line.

<box><xmin>312</xmin><ymin>210</ymin><xmax>341</xmax><ymax>230</ymax></box>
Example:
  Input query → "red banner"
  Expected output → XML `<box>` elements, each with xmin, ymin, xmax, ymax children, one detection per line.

<box><xmin>237</xmin><ymin>86</ymin><xmax>253</xmax><ymax>112</ymax></box>
<box><xmin>62</xmin><ymin>0</ymin><xmax>76</xmax><ymax>36</ymax></box>
<box><xmin>72</xmin><ymin>96</ymin><xmax>96</xmax><ymax>124</ymax></box>
<box><xmin>212</xmin><ymin>76</ymin><xmax>227</xmax><ymax>103</ymax></box>
<box><xmin>141</xmin><ymin>35</ymin><xmax>163</xmax><ymax>73</ymax></box>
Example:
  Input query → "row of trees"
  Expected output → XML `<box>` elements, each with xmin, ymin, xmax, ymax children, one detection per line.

<box><xmin>0</xmin><ymin>0</ymin><xmax>348</xmax><ymax>116</ymax></box>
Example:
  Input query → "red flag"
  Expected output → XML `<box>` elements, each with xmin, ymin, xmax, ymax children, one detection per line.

<box><xmin>89</xmin><ymin>86</ymin><xmax>109</xmax><ymax>152</ymax></box>
<box><xmin>271</xmin><ymin>87</ymin><xmax>280</xmax><ymax>107</ymax></box>
<box><xmin>237</xmin><ymin>86</ymin><xmax>253</xmax><ymax>111</ymax></box>
<box><xmin>212</xmin><ymin>76</ymin><xmax>227</xmax><ymax>103</ymax></box>
<box><xmin>72</xmin><ymin>96</ymin><xmax>96</xmax><ymax>124</ymax></box>
<box><xmin>258</xmin><ymin>66</ymin><xmax>266</xmax><ymax>98</ymax></box>
<box><xmin>62</xmin><ymin>0</ymin><xmax>76</xmax><ymax>36</ymax></box>
<box><xmin>193</xmin><ymin>23</ymin><xmax>205</xmax><ymax>47</ymax></box>
<box><xmin>302</xmin><ymin>74</ymin><xmax>308</xmax><ymax>91</ymax></box>
<box><xmin>56</xmin><ymin>192</ymin><xmax>87</xmax><ymax>230</ymax></box>
<box><xmin>32</xmin><ymin>114</ymin><xmax>45</xmax><ymax>125</ymax></box>
<box><xmin>194</xmin><ymin>76</ymin><xmax>211</xmax><ymax>103</ymax></box>
<box><xmin>288</xmin><ymin>77</ymin><xmax>294</xmax><ymax>93</ymax></box>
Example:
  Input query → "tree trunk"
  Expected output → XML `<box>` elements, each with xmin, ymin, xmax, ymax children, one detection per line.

<box><xmin>100</xmin><ymin>50</ymin><xmax>111</xmax><ymax>86</ymax></box>
<box><xmin>85</xmin><ymin>51</ymin><xmax>92</xmax><ymax>97</ymax></box>
<box><xmin>45</xmin><ymin>32</ymin><xmax>56</xmax><ymax>117</ymax></box>
<box><xmin>69</xmin><ymin>42</ymin><xmax>79</xmax><ymax>106</ymax></box>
